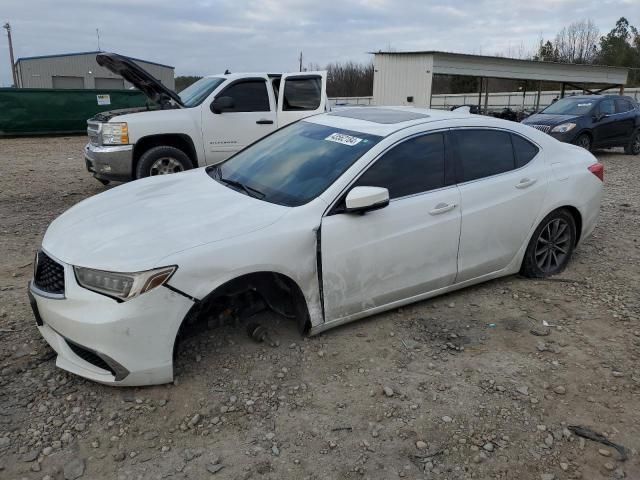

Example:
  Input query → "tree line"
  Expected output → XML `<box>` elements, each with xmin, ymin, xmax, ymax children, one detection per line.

<box><xmin>534</xmin><ymin>17</ymin><xmax>640</xmax><ymax>85</ymax></box>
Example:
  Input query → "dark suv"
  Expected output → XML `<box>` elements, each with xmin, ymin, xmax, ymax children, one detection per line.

<box><xmin>522</xmin><ymin>95</ymin><xmax>640</xmax><ymax>154</ymax></box>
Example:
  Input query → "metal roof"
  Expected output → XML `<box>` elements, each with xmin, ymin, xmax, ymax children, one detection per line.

<box><xmin>15</xmin><ymin>51</ymin><xmax>174</xmax><ymax>69</ymax></box>
<box><xmin>371</xmin><ymin>51</ymin><xmax>628</xmax><ymax>85</ymax></box>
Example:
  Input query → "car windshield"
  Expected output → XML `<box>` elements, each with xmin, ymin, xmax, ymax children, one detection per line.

<box><xmin>208</xmin><ymin>121</ymin><xmax>382</xmax><ymax>207</ymax></box>
<box><xmin>540</xmin><ymin>97</ymin><xmax>596</xmax><ymax>115</ymax></box>
<box><xmin>179</xmin><ymin>77</ymin><xmax>225</xmax><ymax>107</ymax></box>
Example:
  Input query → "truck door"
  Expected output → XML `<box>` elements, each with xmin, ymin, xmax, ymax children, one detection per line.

<box><xmin>276</xmin><ymin>72</ymin><xmax>327</xmax><ymax>127</ymax></box>
<box><xmin>203</xmin><ymin>77</ymin><xmax>277</xmax><ymax>164</ymax></box>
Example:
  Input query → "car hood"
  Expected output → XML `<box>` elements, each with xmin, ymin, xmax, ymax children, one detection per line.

<box><xmin>43</xmin><ymin>169</ymin><xmax>289</xmax><ymax>271</ymax></box>
<box><xmin>96</xmin><ymin>52</ymin><xmax>184</xmax><ymax>107</ymax></box>
<box><xmin>523</xmin><ymin>113</ymin><xmax>580</xmax><ymax>126</ymax></box>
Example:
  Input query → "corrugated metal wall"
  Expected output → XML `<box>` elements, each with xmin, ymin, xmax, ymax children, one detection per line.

<box><xmin>373</xmin><ymin>53</ymin><xmax>434</xmax><ymax>107</ymax></box>
<box><xmin>16</xmin><ymin>53</ymin><xmax>174</xmax><ymax>90</ymax></box>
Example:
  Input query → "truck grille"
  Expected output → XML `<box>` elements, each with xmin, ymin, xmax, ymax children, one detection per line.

<box><xmin>34</xmin><ymin>251</ymin><xmax>65</xmax><ymax>295</ymax></box>
<box><xmin>87</xmin><ymin>121</ymin><xmax>101</xmax><ymax>145</ymax></box>
<box><xmin>527</xmin><ymin>124</ymin><xmax>552</xmax><ymax>134</ymax></box>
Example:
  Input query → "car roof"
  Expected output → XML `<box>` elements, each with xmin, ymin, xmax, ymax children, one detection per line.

<box><xmin>307</xmin><ymin>106</ymin><xmax>474</xmax><ymax>136</ymax></box>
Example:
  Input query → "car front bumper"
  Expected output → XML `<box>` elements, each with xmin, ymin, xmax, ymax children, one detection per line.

<box><xmin>84</xmin><ymin>143</ymin><xmax>134</xmax><ymax>182</ymax></box>
<box><xmin>29</xmin><ymin>252</ymin><xmax>194</xmax><ymax>386</ymax></box>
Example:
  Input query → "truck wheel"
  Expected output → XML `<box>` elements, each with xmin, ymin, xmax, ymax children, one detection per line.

<box><xmin>624</xmin><ymin>130</ymin><xmax>640</xmax><ymax>155</ymax></box>
<box><xmin>136</xmin><ymin>146</ymin><xmax>192</xmax><ymax>179</ymax></box>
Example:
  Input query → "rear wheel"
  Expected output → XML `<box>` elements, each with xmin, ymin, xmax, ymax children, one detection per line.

<box><xmin>624</xmin><ymin>130</ymin><xmax>640</xmax><ymax>155</ymax></box>
<box><xmin>136</xmin><ymin>146</ymin><xmax>192</xmax><ymax>179</ymax></box>
<box><xmin>521</xmin><ymin>209</ymin><xmax>576</xmax><ymax>278</ymax></box>
<box><xmin>574</xmin><ymin>133</ymin><xmax>592</xmax><ymax>151</ymax></box>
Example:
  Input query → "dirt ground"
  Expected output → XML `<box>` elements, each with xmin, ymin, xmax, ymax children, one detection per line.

<box><xmin>0</xmin><ymin>135</ymin><xmax>638</xmax><ymax>480</ymax></box>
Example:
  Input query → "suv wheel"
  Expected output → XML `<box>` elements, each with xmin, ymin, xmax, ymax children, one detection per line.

<box><xmin>574</xmin><ymin>133</ymin><xmax>592</xmax><ymax>151</ymax></box>
<box><xmin>136</xmin><ymin>146</ymin><xmax>192</xmax><ymax>179</ymax></box>
<box><xmin>624</xmin><ymin>130</ymin><xmax>640</xmax><ymax>155</ymax></box>
<box><xmin>521</xmin><ymin>209</ymin><xmax>576</xmax><ymax>278</ymax></box>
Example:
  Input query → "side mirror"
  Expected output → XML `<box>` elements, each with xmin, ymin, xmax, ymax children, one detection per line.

<box><xmin>211</xmin><ymin>96</ymin><xmax>234</xmax><ymax>114</ymax></box>
<box><xmin>345</xmin><ymin>186</ymin><xmax>389</xmax><ymax>214</ymax></box>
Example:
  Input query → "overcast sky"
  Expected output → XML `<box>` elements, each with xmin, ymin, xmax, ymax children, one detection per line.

<box><xmin>1</xmin><ymin>0</ymin><xmax>638</xmax><ymax>86</ymax></box>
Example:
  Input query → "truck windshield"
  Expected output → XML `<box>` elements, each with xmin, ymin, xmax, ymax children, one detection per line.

<box><xmin>179</xmin><ymin>77</ymin><xmax>225</xmax><ymax>107</ymax></box>
<box><xmin>540</xmin><ymin>97</ymin><xmax>596</xmax><ymax>115</ymax></box>
<box><xmin>208</xmin><ymin>121</ymin><xmax>382</xmax><ymax>207</ymax></box>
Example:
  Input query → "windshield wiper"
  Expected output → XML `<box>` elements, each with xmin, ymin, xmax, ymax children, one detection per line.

<box><xmin>213</xmin><ymin>167</ymin><xmax>265</xmax><ymax>199</ymax></box>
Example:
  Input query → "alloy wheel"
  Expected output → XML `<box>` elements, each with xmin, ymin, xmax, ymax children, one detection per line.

<box><xmin>534</xmin><ymin>218</ymin><xmax>572</xmax><ymax>273</ymax></box>
<box><xmin>633</xmin><ymin>134</ymin><xmax>640</xmax><ymax>155</ymax></box>
<box><xmin>149</xmin><ymin>157</ymin><xmax>185</xmax><ymax>175</ymax></box>
<box><xmin>576</xmin><ymin>135</ymin><xmax>591</xmax><ymax>150</ymax></box>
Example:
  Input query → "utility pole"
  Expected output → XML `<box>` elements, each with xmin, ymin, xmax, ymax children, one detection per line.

<box><xmin>299</xmin><ymin>51</ymin><xmax>303</xmax><ymax>72</ymax></box>
<box><xmin>3</xmin><ymin>22</ymin><xmax>18</xmax><ymax>87</ymax></box>
<box><xmin>96</xmin><ymin>28</ymin><xmax>101</xmax><ymax>51</ymax></box>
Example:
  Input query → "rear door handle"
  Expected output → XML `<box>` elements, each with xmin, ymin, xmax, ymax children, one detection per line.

<box><xmin>515</xmin><ymin>178</ymin><xmax>537</xmax><ymax>189</ymax></box>
<box><xmin>429</xmin><ymin>202</ymin><xmax>457</xmax><ymax>215</ymax></box>
<box><xmin>256</xmin><ymin>119</ymin><xmax>274</xmax><ymax>125</ymax></box>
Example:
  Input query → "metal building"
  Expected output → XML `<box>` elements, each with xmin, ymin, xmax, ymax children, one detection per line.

<box><xmin>372</xmin><ymin>51</ymin><xmax>629</xmax><ymax>109</ymax></box>
<box><xmin>15</xmin><ymin>51</ymin><xmax>174</xmax><ymax>90</ymax></box>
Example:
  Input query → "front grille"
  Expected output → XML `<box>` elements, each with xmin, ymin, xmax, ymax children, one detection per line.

<box><xmin>87</xmin><ymin>121</ymin><xmax>101</xmax><ymax>145</ymax></box>
<box><xmin>528</xmin><ymin>124</ymin><xmax>552</xmax><ymax>134</ymax></box>
<box><xmin>34</xmin><ymin>251</ymin><xmax>65</xmax><ymax>295</ymax></box>
<box><xmin>66</xmin><ymin>340</ymin><xmax>116</xmax><ymax>377</ymax></box>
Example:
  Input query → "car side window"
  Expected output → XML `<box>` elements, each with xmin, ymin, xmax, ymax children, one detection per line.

<box><xmin>354</xmin><ymin>133</ymin><xmax>445</xmax><ymax>199</ymax></box>
<box><xmin>598</xmin><ymin>99</ymin><xmax>615</xmax><ymax>115</ymax></box>
<box><xmin>282</xmin><ymin>76</ymin><xmax>322</xmax><ymax>111</ymax></box>
<box><xmin>217</xmin><ymin>80</ymin><xmax>270</xmax><ymax>112</ymax></box>
<box><xmin>615</xmin><ymin>99</ymin><xmax>632</xmax><ymax>113</ymax></box>
<box><xmin>511</xmin><ymin>134</ymin><xmax>539</xmax><ymax>168</ymax></box>
<box><xmin>453</xmin><ymin>129</ymin><xmax>515</xmax><ymax>182</ymax></box>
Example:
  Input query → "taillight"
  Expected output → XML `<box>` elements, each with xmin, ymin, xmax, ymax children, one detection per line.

<box><xmin>588</xmin><ymin>163</ymin><xmax>604</xmax><ymax>182</ymax></box>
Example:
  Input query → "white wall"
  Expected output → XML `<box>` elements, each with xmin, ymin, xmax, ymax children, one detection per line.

<box><xmin>373</xmin><ymin>54</ymin><xmax>434</xmax><ymax>107</ymax></box>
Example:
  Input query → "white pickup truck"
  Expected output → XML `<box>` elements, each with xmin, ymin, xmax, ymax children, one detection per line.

<box><xmin>85</xmin><ymin>53</ymin><xmax>327</xmax><ymax>183</ymax></box>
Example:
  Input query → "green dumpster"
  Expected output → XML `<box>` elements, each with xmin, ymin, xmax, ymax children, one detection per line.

<box><xmin>0</xmin><ymin>88</ymin><xmax>152</xmax><ymax>136</ymax></box>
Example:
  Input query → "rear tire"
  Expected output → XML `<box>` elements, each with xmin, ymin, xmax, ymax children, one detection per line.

<box><xmin>574</xmin><ymin>133</ymin><xmax>592</xmax><ymax>151</ymax></box>
<box><xmin>521</xmin><ymin>209</ymin><xmax>577</xmax><ymax>278</ymax></box>
<box><xmin>136</xmin><ymin>146</ymin><xmax>192</xmax><ymax>179</ymax></box>
<box><xmin>624</xmin><ymin>130</ymin><xmax>640</xmax><ymax>155</ymax></box>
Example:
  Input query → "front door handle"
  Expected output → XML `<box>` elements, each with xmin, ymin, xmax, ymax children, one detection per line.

<box><xmin>429</xmin><ymin>202</ymin><xmax>457</xmax><ymax>215</ymax></box>
<box><xmin>256</xmin><ymin>119</ymin><xmax>274</xmax><ymax>125</ymax></box>
<box><xmin>515</xmin><ymin>178</ymin><xmax>537</xmax><ymax>189</ymax></box>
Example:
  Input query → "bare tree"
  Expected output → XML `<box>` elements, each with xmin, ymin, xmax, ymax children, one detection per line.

<box><xmin>554</xmin><ymin>19</ymin><xmax>599</xmax><ymax>63</ymax></box>
<box><xmin>325</xmin><ymin>61</ymin><xmax>374</xmax><ymax>97</ymax></box>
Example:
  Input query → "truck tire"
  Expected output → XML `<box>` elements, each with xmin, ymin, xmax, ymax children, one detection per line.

<box><xmin>136</xmin><ymin>146</ymin><xmax>192</xmax><ymax>179</ymax></box>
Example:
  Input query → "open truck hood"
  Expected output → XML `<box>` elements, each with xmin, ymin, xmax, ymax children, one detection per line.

<box><xmin>96</xmin><ymin>52</ymin><xmax>184</xmax><ymax>107</ymax></box>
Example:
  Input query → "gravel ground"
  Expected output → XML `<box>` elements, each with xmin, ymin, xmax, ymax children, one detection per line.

<box><xmin>0</xmin><ymin>135</ymin><xmax>639</xmax><ymax>480</ymax></box>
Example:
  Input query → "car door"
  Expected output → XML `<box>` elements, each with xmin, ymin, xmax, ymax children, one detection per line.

<box><xmin>202</xmin><ymin>78</ymin><xmax>277</xmax><ymax>164</ymax></box>
<box><xmin>591</xmin><ymin>98</ymin><xmax>619</xmax><ymax>146</ymax></box>
<box><xmin>614</xmin><ymin>99</ymin><xmax>636</xmax><ymax>140</ymax></box>
<box><xmin>453</xmin><ymin>129</ymin><xmax>548</xmax><ymax>283</ymax></box>
<box><xmin>276</xmin><ymin>72</ymin><xmax>327</xmax><ymax>127</ymax></box>
<box><xmin>320</xmin><ymin>132</ymin><xmax>461</xmax><ymax>322</ymax></box>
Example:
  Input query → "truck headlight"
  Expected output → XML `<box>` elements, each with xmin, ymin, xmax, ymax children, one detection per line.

<box><xmin>74</xmin><ymin>265</ymin><xmax>176</xmax><ymax>301</ymax></box>
<box><xmin>551</xmin><ymin>123</ymin><xmax>576</xmax><ymax>133</ymax></box>
<box><xmin>101</xmin><ymin>122</ymin><xmax>129</xmax><ymax>145</ymax></box>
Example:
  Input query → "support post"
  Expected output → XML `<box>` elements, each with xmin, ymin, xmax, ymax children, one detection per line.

<box><xmin>535</xmin><ymin>81</ymin><xmax>542</xmax><ymax>112</ymax></box>
<box><xmin>484</xmin><ymin>78</ymin><xmax>489</xmax><ymax>114</ymax></box>
<box><xmin>477</xmin><ymin>77</ymin><xmax>483</xmax><ymax>112</ymax></box>
<box><xmin>560</xmin><ymin>83</ymin><xmax>566</xmax><ymax>99</ymax></box>
<box><xmin>619</xmin><ymin>84</ymin><xmax>625</xmax><ymax>95</ymax></box>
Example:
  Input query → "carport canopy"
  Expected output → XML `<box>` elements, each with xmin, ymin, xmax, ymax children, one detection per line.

<box><xmin>371</xmin><ymin>51</ymin><xmax>630</xmax><ymax>109</ymax></box>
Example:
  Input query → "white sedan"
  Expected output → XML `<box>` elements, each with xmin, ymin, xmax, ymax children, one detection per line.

<box><xmin>29</xmin><ymin>107</ymin><xmax>603</xmax><ymax>386</ymax></box>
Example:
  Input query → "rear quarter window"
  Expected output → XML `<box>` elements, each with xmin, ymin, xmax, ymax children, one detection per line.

<box><xmin>511</xmin><ymin>134</ymin><xmax>539</xmax><ymax>168</ymax></box>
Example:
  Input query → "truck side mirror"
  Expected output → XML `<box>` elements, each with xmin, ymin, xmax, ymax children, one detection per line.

<box><xmin>211</xmin><ymin>96</ymin><xmax>234</xmax><ymax>114</ymax></box>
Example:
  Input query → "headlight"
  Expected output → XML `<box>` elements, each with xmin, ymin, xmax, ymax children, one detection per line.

<box><xmin>551</xmin><ymin>123</ymin><xmax>576</xmax><ymax>133</ymax></box>
<box><xmin>74</xmin><ymin>265</ymin><xmax>176</xmax><ymax>301</ymax></box>
<box><xmin>101</xmin><ymin>122</ymin><xmax>129</xmax><ymax>145</ymax></box>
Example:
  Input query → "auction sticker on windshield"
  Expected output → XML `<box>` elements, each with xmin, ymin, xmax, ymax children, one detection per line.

<box><xmin>325</xmin><ymin>132</ymin><xmax>363</xmax><ymax>146</ymax></box>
